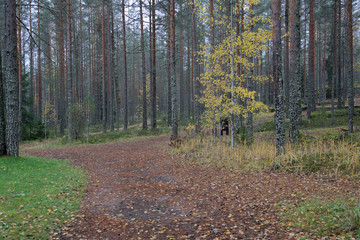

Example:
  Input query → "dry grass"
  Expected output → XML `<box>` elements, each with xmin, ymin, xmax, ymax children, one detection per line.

<box><xmin>174</xmin><ymin>135</ymin><xmax>360</xmax><ymax>179</ymax></box>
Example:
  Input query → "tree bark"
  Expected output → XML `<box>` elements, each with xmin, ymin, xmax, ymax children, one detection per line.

<box><xmin>179</xmin><ymin>2</ymin><xmax>184</xmax><ymax>124</ymax></box>
<box><xmin>122</xmin><ymin>0</ymin><xmax>128</xmax><ymax>131</ymax></box>
<box><xmin>191</xmin><ymin>0</ymin><xmax>200</xmax><ymax>133</ymax></box>
<box><xmin>5</xmin><ymin>0</ymin><xmax>19</xmax><ymax>156</ymax></box>
<box><xmin>345</xmin><ymin>0</ymin><xmax>354</xmax><ymax>133</ymax></box>
<box><xmin>67</xmin><ymin>0</ymin><xmax>73</xmax><ymax>140</ymax></box>
<box><xmin>289</xmin><ymin>0</ymin><xmax>301</xmax><ymax>143</ymax></box>
<box><xmin>140</xmin><ymin>0</ymin><xmax>147</xmax><ymax>130</ymax></box>
<box><xmin>151</xmin><ymin>0</ymin><xmax>157</xmax><ymax>130</ymax></box>
<box><xmin>101</xmin><ymin>1</ymin><xmax>107</xmax><ymax>133</ymax></box>
<box><xmin>58</xmin><ymin>0</ymin><xmax>66</xmax><ymax>135</ymax></box>
<box><xmin>37</xmin><ymin>0</ymin><xmax>42</xmax><ymax>118</ymax></box>
<box><xmin>0</xmin><ymin>45</ymin><xmax>6</xmax><ymax>156</ymax></box>
<box><xmin>170</xmin><ymin>0</ymin><xmax>177</xmax><ymax>140</ymax></box>
<box><xmin>284</xmin><ymin>0</ymin><xmax>290</xmax><ymax>117</ymax></box>
<box><xmin>331</xmin><ymin>0</ymin><xmax>337</xmax><ymax>125</ymax></box>
<box><xmin>307</xmin><ymin>0</ymin><xmax>315</xmax><ymax>119</ymax></box>
<box><xmin>17</xmin><ymin>0</ymin><xmax>22</xmax><ymax>141</ymax></box>
<box><xmin>271</xmin><ymin>0</ymin><xmax>285</xmax><ymax>155</ymax></box>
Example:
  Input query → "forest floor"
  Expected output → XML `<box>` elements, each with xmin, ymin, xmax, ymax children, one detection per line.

<box><xmin>21</xmin><ymin>135</ymin><xmax>360</xmax><ymax>239</ymax></box>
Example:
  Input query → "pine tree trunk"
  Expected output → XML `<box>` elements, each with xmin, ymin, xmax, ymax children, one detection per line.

<box><xmin>58</xmin><ymin>0</ymin><xmax>66</xmax><ymax>135</ymax></box>
<box><xmin>284</xmin><ymin>0</ymin><xmax>290</xmax><ymax>117</ymax></box>
<box><xmin>107</xmin><ymin>3</ymin><xmax>114</xmax><ymax>131</ymax></box>
<box><xmin>345</xmin><ymin>0</ymin><xmax>354</xmax><ymax>133</ymax></box>
<box><xmin>37</xmin><ymin>0</ymin><xmax>42</xmax><ymax>118</ymax></box>
<box><xmin>170</xmin><ymin>0</ymin><xmax>177</xmax><ymax>141</ymax></box>
<box><xmin>337</xmin><ymin>0</ymin><xmax>342</xmax><ymax>109</ymax></box>
<box><xmin>67</xmin><ymin>0</ymin><xmax>73</xmax><ymax>140</ymax></box>
<box><xmin>167</xmin><ymin>15</ymin><xmax>172</xmax><ymax>127</ymax></box>
<box><xmin>179</xmin><ymin>2</ymin><xmax>184</xmax><ymax>124</ymax></box>
<box><xmin>101</xmin><ymin>2</ymin><xmax>107</xmax><ymax>133</ymax></box>
<box><xmin>272</xmin><ymin>0</ymin><xmax>285</xmax><ymax>155</ymax></box>
<box><xmin>191</xmin><ymin>0</ymin><xmax>200</xmax><ymax>133</ymax></box>
<box><xmin>122</xmin><ymin>0</ymin><xmax>128</xmax><ymax>131</ymax></box>
<box><xmin>5</xmin><ymin>0</ymin><xmax>19</xmax><ymax>156</ymax></box>
<box><xmin>140</xmin><ymin>0</ymin><xmax>147</xmax><ymax>130</ymax></box>
<box><xmin>307</xmin><ymin>0</ymin><xmax>315</xmax><ymax>119</ymax></box>
<box><xmin>331</xmin><ymin>0</ymin><xmax>337</xmax><ymax>125</ymax></box>
<box><xmin>151</xmin><ymin>0</ymin><xmax>157</xmax><ymax>130</ymax></box>
<box><xmin>0</xmin><ymin>46</ymin><xmax>6</xmax><ymax>156</ymax></box>
<box><xmin>29</xmin><ymin>0</ymin><xmax>34</xmax><ymax>117</ymax></box>
<box><xmin>17</xmin><ymin>0</ymin><xmax>22</xmax><ymax>141</ymax></box>
<box><xmin>289</xmin><ymin>0</ymin><xmax>301</xmax><ymax>143</ymax></box>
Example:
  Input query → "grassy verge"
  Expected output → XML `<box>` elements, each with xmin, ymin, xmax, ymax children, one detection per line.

<box><xmin>22</xmin><ymin>127</ymin><xmax>170</xmax><ymax>151</ymax></box>
<box><xmin>0</xmin><ymin>156</ymin><xmax>86</xmax><ymax>239</ymax></box>
<box><xmin>174</xmin><ymin>134</ymin><xmax>360</xmax><ymax>178</ymax></box>
<box><xmin>278</xmin><ymin>197</ymin><xmax>360</xmax><ymax>238</ymax></box>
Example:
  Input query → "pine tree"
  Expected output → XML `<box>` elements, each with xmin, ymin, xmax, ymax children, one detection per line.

<box><xmin>0</xmin><ymin>47</ymin><xmax>5</xmax><ymax>156</ymax></box>
<box><xmin>272</xmin><ymin>0</ymin><xmax>285</xmax><ymax>155</ymax></box>
<box><xmin>345</xmin><ymin>0</ymin><xmax>354</xmax><ymax>133</ymax></box>
<box><xmin>289</xmin><ymin>0</ymin><xmax>301</xmax><ymax>143</ymax></box>
<box><xmin>4</xmin><ymin>0</ymin><xmax>20</xmax><ymax>156</ymax></box>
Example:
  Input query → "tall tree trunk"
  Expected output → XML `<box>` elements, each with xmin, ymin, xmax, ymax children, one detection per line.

<box><xmin>289</xmin><ymin>0</ymin><xmax>301</xmax><ymax>143</ymax></box>
<box><xmin>284</xmin><ymin>0</ymin><xmax>290</xmax><ymax>117</ymax></box>
<box><xmin>191</xmin><ymin>0</ymin><xmax>200</xmax><ymax>133</ymax></box>
<box><xmin>5</xmin><ymin>0</ymin><xmax>19</xmax><ymax>156</ymax></box>
<box><xmin>37</xmin><ymin>0</ymin><xmax>42</xmax><ymax>117</ymax></box>
<box><xmin>331</xmin><ymin>0</ymin><xmax>337</xmax><ymax>125</ymax></box>
<box><xmin>29</xmin><ymin>0</ymin><xmax>34</xmax><ymax>117</ymax></box>
<box><xmin>107</xmin><ymin>2</ymin><xmax>114</xmax><ymax>131</ymax></box>
<box><xmin>151</xmin><ymin>0</ymin><xmax>157</xmax><ymax>130</ymax></box>
<box><xmin>140</xmin><ymin>0</ymin><xmax>147</xmax><ymax>130</ymax></box>
<box><xmin>345</xmin><ymin>0</ymin><xmax>354</xmax><ymax>133</ymax></box>
<box><xmin>122</xmin><ymin>0</ymin><xmax>128</xmax><ymax>131</ymax></box>
<box><xmin>101</xmin><ymin>1</ymin><xmax>107</xmax><ymax>133</ymax></box>
<box><xmin>167</xmin><ymin>14</ymin><xmax>172</xmax><ymax>127</ymax></box>
<box><xmin>0</xmin><ymin>45</ymin><xmax>5</xmax><ymax>156</ymax></box>
<box><xmin>170</xmin><ymin>0</ymin><xmax>177</xmax><ymax>140</ymax></box>
<box><xmin>246</xmin><ymin>4</ymin><xmax>254</xmax><ymax>144</ymax></box>
<box><xmin>337</xmin><ymin>0</ymin><xmax>342</xmax><ymax>109</ymax></box>
<box><xmin>67</xmin><ymin>0</ymin><xmax>73</xmax><ymax>140</ymax></box>
<box><xmin>179</xmin><ymin>2</ymin><xmax>184</xmax><ymax>124</ymax></box>
<box><xmin>17</xmin><ymin>0</ymin><xmax>22</xmax><ymax>141</ymax></box>
<box><xmin>58</xmin><ymin>0</ymin><xmax>66</xmax><ymax>135</ymax></box>
<box><xmin>307</xmin><ymin>0</ymin><xmax>315</xmax><ymax>119</ymax></box>
<box><xmin>272</xmin><ymin>0</ymin><xmax>285</xmax><ymax>155</ymax></box>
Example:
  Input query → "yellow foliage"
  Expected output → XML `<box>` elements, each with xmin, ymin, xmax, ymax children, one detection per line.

<box><xmin>196</xmin><ymin>0</ymin><xmax>271</xmax><ymax>129</ymax></box>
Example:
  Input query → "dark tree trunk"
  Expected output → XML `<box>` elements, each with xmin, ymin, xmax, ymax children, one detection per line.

<box><xmin>170</xmin><ymin>0</ymin><xmax>177</xmax><ymax>140</ymax></box>
<box><xmin>191</xmin><ymin>0</ymin><xmax>200</xmax><ymax>133</ymax></box>
<box><xmin>58</xmin><ymin>0</ymin><xmax>66</xmax><ymax>135</ymax></box>
<box><xmin>0</xmin><ymin>46</ymin><xmax>6</xmax><ymax>156</ymax></box>
<box><xmin>140</xmin><ymin>0</ymin><xmax>147</xmax><ymax>130</ymax></box>
<box><xmin>307</xmin><ymin>0</ymin><xmax>315</xmax><ymax>118</ymax></box>
<box><xmin>289</xmin><ymin>0</ymin><xmax>301</xmax><ymax>143</ymax></box>
<box><xmin>101</xmin><ymin>1</ymin><xmax>107</xmax><ymax>133</ymax></box>
<box><xmin>67</xmin><ymin>0</ymin><xmax>73</xmax><ymax>140</ymax></box>
<box><xmin>337</xmin><ymin>0</ymin><xmax>342</xmax><ymax>109</ymax></box>
<box><xmin>17</xmin><ymin>0</ymin><xmax>22</xmax><ymax>141</ymax></box>
<box><xmin>4</xmin><ymin>0</ymin><xmax>19</xmax><ymax>156</ymax></box>
<box><xmin>271</xmin><ymin>0</ymin><xmax>285</xmax><ymax>155</ymax></box>
<box><xmin>37</xmin><ymin>0</ymin><xmax>42</xmax><ymax>117</ymax></box>
<box><xmin>151</xmin><ymin>0</ymin><xmax>157</xmax><ymax>130</ymax></box>
<box><xmin>122</xmin><ymin>0</ymin><xmax>128</xmax><ymax>130</ymax></box>
<box><xmin>284</xmin><ymin>0</ymin><xmax>290</xmax><ymax>117</ymax></box>
<box><xmin>345</xmin><ymin>0</ymin><xmax>354</xmax><ymax>133</ymax></box>
<box><xmin>331</xmin><ymin>0</ymin><xmax>337</xmax><ymax>125</ymax></box>
<box><xmin>179</xmin><ymin>2</ymin><xmax>184</xmax><ymax>124</ymax></box>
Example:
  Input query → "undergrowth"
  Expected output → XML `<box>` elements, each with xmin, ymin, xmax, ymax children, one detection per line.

<box><xmin>174</xmin><ymin>134</ymin><xmax>360</xmax><ymax>179</ymax></box>
<box><xmin>0</xmin><ymin>156</ymin><xmax>86</xmax><ymax>239</ymax></box>
<box><xmin>278</xmin><ymin>197</ymin><xmax>360</xmax><ymax>237</ymax></box>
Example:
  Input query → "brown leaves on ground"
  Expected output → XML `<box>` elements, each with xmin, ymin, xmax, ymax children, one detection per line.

<box><xmin>22</xmin><ymin>136</ymin><xmax>360</xmax><ymax>239</ymax></box>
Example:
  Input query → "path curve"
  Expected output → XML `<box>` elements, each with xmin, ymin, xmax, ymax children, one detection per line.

<box><xmin>23</xmin><ymin>136</ymin><xmax>359</xmax><ymax>239</ymax></box>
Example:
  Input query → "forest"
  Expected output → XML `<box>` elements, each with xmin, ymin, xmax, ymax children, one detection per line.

<box><xmin>1</xmin><ymin>0</ymin><xmax>360</xmax><ymax>239</ymax></box>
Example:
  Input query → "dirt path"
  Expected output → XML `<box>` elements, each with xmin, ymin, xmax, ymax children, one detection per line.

<box><xmin>22</xmin><ymin>136</ymin><xmax>359</xmax><ymax>239</ymax></box>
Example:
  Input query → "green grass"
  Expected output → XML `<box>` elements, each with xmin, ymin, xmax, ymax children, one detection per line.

<box><xmin>0</xmin><ymin>156</ymin><xmax>87</xmax><ymax>239</ymax></box>
<box><xmin>279</xmin><ymin>197</ymin><xmax>360</xmax><ymax>238</ymax></box>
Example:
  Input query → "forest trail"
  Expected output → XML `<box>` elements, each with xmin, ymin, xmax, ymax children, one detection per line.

<box><xmin>22</xmin><ymin>136</ymin><xmax>359</xmax><ymax>239</ymax></box>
